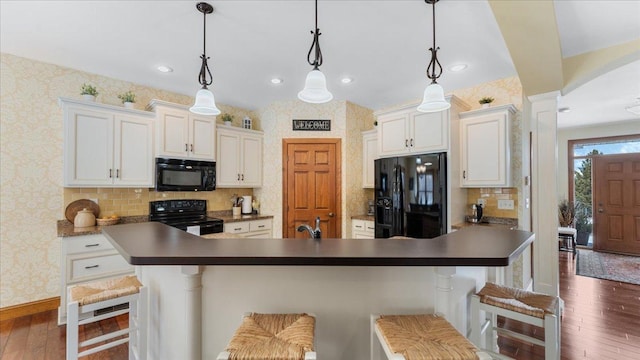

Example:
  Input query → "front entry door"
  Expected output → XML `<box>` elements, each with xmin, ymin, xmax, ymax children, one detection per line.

<box><xmin>593</xmin><ymin>153</ymin><xmax>640</xmax><ymax>255</ymax></box>
<box><xmin>283</xmin><ymin>139</ymin><xmax>341</xmax><ymax>238</ymax></box>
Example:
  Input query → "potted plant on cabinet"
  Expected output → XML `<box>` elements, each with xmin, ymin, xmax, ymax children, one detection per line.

<box><xmin>558</xmin><ymin>199</ymin><xmax>575</xmax><ymax>227</ymax></box>
<box><xmin>479</xmin><ymin>97</ymin><xmax>494</xmax><ymax>108</ymax></box>
<box><xmin>118</xmin><ymin>91</ymin><xmax>136</xmax><ymax>109</ymax></box>
<box><xmin>80</xmin><ymin>84</ymin><xmax>98</xmax><ymax>102</ymax></box>
<box><xmin>220</xmin><ymin>113</ymin><xmax>234</xmax><ymax>126</ymax></box>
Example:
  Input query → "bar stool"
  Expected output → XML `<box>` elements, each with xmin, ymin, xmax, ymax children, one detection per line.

<box><xmin>371</xmin><ymin>314</ymin><xmax>495</xmax><ymax>360</ymax></box>
<box><xmin>471</xmin><ymin>282</ymin><xmax>560</xmax><ymax>360</ymax></box>
<box><xmin>66</xmin><ymin>275</ymin><xmax>147</xmax><ymax>360</ymax></box>
<box><xmin>217</xmin><ymin>312</ymin><xmax>317</xmax><ymax>360</ymax></box>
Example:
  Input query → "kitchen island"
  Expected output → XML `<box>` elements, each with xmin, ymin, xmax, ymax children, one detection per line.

<box><xmin>103</xmin><ymin>223</ymin><xmax>534</xmax><ymax>360</ymax></box>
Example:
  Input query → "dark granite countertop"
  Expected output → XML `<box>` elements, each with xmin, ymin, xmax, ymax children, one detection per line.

<box><xmin>102</xmin><ymin>222</ymin><xmax>534</xmax><ymax>267</ymax></box>
<box><xmin>351</xmin><ymin>215</ymin><xmax>374</xmax><ymax>221</ymax></box>
<box><xmin>57</xmin><ymin>213</ymin><xmax>274</xmax><ymax>237</ymax></box>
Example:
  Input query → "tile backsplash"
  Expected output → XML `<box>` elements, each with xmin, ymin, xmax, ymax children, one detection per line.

<box><xmin>467</xmin><ymin>188</ymin><xmax>518</xmax><ymax>219</ymax></box>
<box><xmin>64</xmin><ymin>188</ymin><xmax>253</xmax><ymax>218</ymax></box>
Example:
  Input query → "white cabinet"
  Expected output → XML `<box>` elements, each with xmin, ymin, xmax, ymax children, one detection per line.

<box><xmin>362</xmin><ymin>130</ymin><xmax>377</xmax><ymax>188</ymax></box>
<box><xmin>459</xmin><ymin>105</ymin><xmax>516</xmax><ymax>187</ymax></box>
<box><xmin>61</xmin><ymin>98</ymin><xmax>154</xmax><ymax>187</ymax></box>
<box><xmin>224</xmin><ymin>218</ymin><xmax>272</xmax><ymax>238</ymax></box>
<box><xmin>216</xmin><ymin>125</ymin><xmax>263</xmax><ymax>188</ymax></box>
<box><xmin>58</xmin><ymin>234</ymin><xmax>134</xmax><ymax>324</ymax></box>
<box><xmin>148</xmin><ymin>100</ymin><xmax>216</xmax><ymax>161</ymax></box>
<box><xmin>352</xmin><ymin>219</ymin><xmax>375</xmax><ymax>239</ymax></box>
<box><xmin>376</xmin><ymin>105</ymin><xmax>449</xmax><ymax>157</ymax></box>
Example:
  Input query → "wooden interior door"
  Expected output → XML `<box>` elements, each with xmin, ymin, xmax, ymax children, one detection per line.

<box><xmin>593</xmin><ymin>153</ymin><xmax>640</xmax><ymax>255</ymax></box>
<box><xmin>283</xmin><ymin>139</ymin><xmax>341</xmax><ymax>238</ymax></box>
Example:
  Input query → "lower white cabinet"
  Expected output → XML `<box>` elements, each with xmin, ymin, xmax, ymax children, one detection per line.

<box><xmin>58</xmin><ymin>234</ymin><xmax>133</xmax><ymax>324</ymax></box>
<box><xmin>352</xmin><ymin>219</ymin><xmax>375</xmax><ymax>239</ymax></box>
<box><xmin>224</xmin><ymin>218</ymin><xmax>272</xmax><ymax>238</ymax></box>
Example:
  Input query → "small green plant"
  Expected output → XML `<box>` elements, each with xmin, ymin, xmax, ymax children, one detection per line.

<box><xmin>478</xmin><ymin>97</ymin><xmax>494</xmax><ymax>105</ymax></box>
<box><xmin>117</xmin><ymin>91</ymin><xmax>136</xmax><ymax>103</ymax></box>
<box><xmin>220</xmin><ymin>113</ymin><xmax>234</xmax><ymax>123</ymax></box>
<box><xmin>80</xmin><ymin>84</ymin><xmax>98</xmax><ymax>96</ymax></box>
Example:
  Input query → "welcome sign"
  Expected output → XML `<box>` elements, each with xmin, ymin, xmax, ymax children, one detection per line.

<box><xmin>292</xmin><ymin>119</ymin><xmax>331</xmax><ymax>131</ymax></box>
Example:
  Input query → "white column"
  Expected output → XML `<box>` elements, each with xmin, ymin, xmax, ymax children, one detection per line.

<box><xmin>434</xmin><ymin>267</ymin><xmax>456</xmax><ymax>320</ymax></box>
<box><xmin>527</xmin><ymin>91</ymin><xmax>560</xmax><ymax>297</ymax></box>
<box><xmin>182</xmin><ymin>265</ymin><xmax>203</xmax><ymax>360</ymax></box>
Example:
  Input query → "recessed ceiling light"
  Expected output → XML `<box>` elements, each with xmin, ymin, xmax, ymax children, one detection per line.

<box><xmin>271</xmin><ymin>78</ymin><xmax>283</xmax><ymax>84</ymax></box>
<box><xmin>157</xmin><ymin>65</ymin><xmax>173</xmax><ymax>73</ymax></box>
<box><xmin>448</xmin><ymin>64</ymin><xmax>468</xmax><ymax>72</ymax></box>
<box><xmin>341</xmin><ymin>77</ymin><xmax>353</xmax><ymax>84</ymax></box>
<box><xmin>558</xmin><ymin>107</ymin><xmax>571</xmax><ymax>113</ymax></box>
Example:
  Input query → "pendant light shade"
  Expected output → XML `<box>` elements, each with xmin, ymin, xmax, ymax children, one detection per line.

<box><xmin>189</xmin><ymin>2</ymin><xmax>221</xmax><ymax>116</ymax></box>
<box><xmin>299</xmin><ymin>0</ymin><xmax>332</xmax><ymax>104</ymax></box>
<box><xmin>298</xmin><ymin>70</ymin><xmax>333</xmax><ymax>104</ymax></box>
<box><xmin>417</xmin><ymin>83</ymin><xmax>450</xmax><ymax>112</ymax></box>
<box><xmin>190</xmin><ymin>87</ymin><xmax>221</xmax><ymax>115</ymax></box>
<box><xmin>417</xmin><ymin>0</ymin><xmax>450</xmax><ymax>113</ymax></box>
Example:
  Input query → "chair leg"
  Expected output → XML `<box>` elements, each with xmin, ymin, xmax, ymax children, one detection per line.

<box><xmin>470</xmin><ymin>295</ymin><xmax>481</xmax><ymax>347</ymax></box>
<box><xmin>544</xmin><ymin>314</ymin><xmax>559</xmax><ymax>360</ymax></box>
<box><xmin>66</xmin><ymin>301</ymin><xmax>79</xmax><ymax>360</ymax></box>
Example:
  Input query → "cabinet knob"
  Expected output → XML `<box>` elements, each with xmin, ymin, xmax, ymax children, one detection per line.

<box><xmin>85</xmin><ymin>243</ymin><xmax>100</xmax><ymax>248</ymax></box>
<box><xmin>116</xmin><ymin>169</ymin><xmax>119</xmax><ymax>178</ymax></box>
<box><xmin>84</xmin><ymin>265</ymin><xmax>99</xmax><ymax>269</ymax></box>
<box><xmin>405</xmin><ymin>139</ymin><xmax>409</xmax><ymax>148</ymax></box>
<box><xmin>237</xmin><ymin>174</ymin><xmax>240</xmax><ymax>181</ymax></box>
<box><xmin>241</xmin><ymin>174</ymin><xmax>244</xmax><ymax>181</ymax></box>
<box><xmin>185</xmin><ymin>143</ymin><xmax>189</xmax><ymax>152</ymax></box>
<box><xmin>410</xmin><ymin>138</ymin><xmax>414</xmax><ymax>147</ymax></box>
<box><xmin>190</xmin><ymin>144</ymin><xmax>194</xmax><ymax>152</ymax></box>
<box><xmin>109</xmin><ymin>169</ymin><xmax>112</xmax><ymax>178</ymax></box>
<box><xmin>463</xmin><ymin>170</ymin><xmax>466</xmax><ymax>179</ymax></box>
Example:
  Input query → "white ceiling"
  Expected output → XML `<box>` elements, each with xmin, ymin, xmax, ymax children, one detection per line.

<box><xmin>1</xmin><ymin>0</ymin><xmax>639</xmax><ymax>128</ymax></box>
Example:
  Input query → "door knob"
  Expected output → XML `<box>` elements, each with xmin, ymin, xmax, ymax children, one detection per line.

<box><xmin>328</xmin><ymin>212</ymin><xmax>335</xmax><ymax>217</ymax></box>
<box><xmin>598</xmin><ymin>208</ymin><xmax>604</xmax><ymax>213</ymax></box>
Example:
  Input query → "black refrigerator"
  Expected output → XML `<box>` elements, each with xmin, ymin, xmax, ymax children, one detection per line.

<box><xmin>374</xmin><ymin>152</ymin><xmax>447</xmax><ymax>238</ymax></box>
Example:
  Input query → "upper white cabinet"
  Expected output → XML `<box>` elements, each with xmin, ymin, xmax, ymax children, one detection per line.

<box><xmin>216</xmin><ymin>125</ymin><xmax>263</xmax><ymax>188</ymax></box>
<box><xmin>376</xmin><ymin>105</ymin><xmax>449</xmax><ymax>157</ymax></box>
<box><xmin>147</xmin><ymin>100</ymin><xmax>216</xmax><ymax>161</ymax></box>
<box><xmin>459</xmin><ymin>105</ymin><xmax>516</xmax><ymax>187</ymax></box>
<box><xmin>362</xmin><ymin>130</ymin><xmax>377</xmax><ymax>188</ymax></box>
<box><xmin>61</xmin><ymin>98</ymin><xmax>154</xmax><ymax>187</ymax></box>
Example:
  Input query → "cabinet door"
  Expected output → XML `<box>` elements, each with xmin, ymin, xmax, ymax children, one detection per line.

<box><xmin>157</xmin><ymin>109</ymin><xmax>189</xmax><ymax>158</ymax></box>
<box><xmin>378</xmin><ymin>113</ymin><xmax>409</xmax><ymax>157</ymax></box>
<box><xmin>216</xmin><ymin>130</ymin><xmax>241</xmax><ymax>187</ymax></box>
<box><xmin>362</xmin><ymin>132</ymin><xmax>377</xmax><ymax>188</ymax></box>
<box><xmin>114</xmin><ymin>115</ymin><xmax>154</xmax><ymax>186</ymax></box>
<box><xmin>64</xmin><ymin>107</ymin><xmax>114</xmax><ymax>186</ymax></box>
<box><xmin>240</xmin><ymin>134</ymin><xmax>263</xmax><ymax>187</ymax></box>
<box><xmin>189</xmin><ymin>115</ymin><xmax>216</xmax><ymax>160</ymax></box>
<box><xmin>410</xmin><ymin>111</ymin><xmax>448</xmax><ymax>153</ymax></box>
<box><xmin>461</xmin><ymin>113</ymin><xmax>508</xmax><ymax>187</ymax></box>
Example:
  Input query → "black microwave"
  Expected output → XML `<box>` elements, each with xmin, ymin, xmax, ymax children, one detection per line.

<box><xmin>155</xmin><ymin>158</ymin><xmax>216</xmax><ymax>192</ymax></box>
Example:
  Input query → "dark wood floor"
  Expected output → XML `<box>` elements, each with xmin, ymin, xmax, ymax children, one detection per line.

<box><xmin>1</xmin><ymin>252</ymin><xmax>639</xmax><ymax>359</ymax></box>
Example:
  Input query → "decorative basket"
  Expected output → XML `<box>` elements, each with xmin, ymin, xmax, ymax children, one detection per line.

<box><xmin>96</xmin><ymin>217</ymin><xmax>119</xmax><ymax>226</ymax></box>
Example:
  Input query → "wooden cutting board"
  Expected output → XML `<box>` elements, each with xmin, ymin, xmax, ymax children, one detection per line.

<box><xmin>65</xmin><ymin>199</ymin><xmax>100</xmax><ymax>222</ymax></box>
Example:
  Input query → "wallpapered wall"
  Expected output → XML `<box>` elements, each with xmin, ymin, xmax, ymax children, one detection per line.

<box><xmin>1</xmin><ymin>51</ymin><xmax>524</xmax><ymax>307</ymax></box>
<box><xmin>0</xmin><ymin>53</ymin><xmax>255</xmax><ymax>307</ymax></box>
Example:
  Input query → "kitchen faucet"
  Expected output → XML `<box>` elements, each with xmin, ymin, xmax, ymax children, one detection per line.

<box><xmin>296</xmin><ymin>217</ymin><xmax>321</xmax><ymax>239</ymax></box>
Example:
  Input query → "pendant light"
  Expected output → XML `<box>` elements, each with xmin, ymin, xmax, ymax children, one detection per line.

<box><xmin>417</xmin><ymin>0</ymin><xmax>451</xmax><ymax>113</ymax></box>
<box><xmin>189</xmin><ymin>2</ymin><xmax>221</xmax><ymax>115</ymax></box>
<box><xmin>298</xmin><ymin>0</ymin><xmax>333</xmax><ymax>104</ymax></box>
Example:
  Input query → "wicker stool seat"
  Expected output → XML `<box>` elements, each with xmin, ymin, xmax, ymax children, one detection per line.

<box><xmin>66</xmin><ymin>275</ymin><xmax>147</xmax><ymax>360</ymax></box>
<box><xmin>372</xmin><ymin>314</ymin><xmax>493</xmax><ymax>360</ymax></box>
<box><xmin>217</xmin><ymin>313</ymin><xmax>316</xmax><ymax>360</ymax></box>
<box><xmin>471</xmin><ymin>283</ymin><xmax>560</xmax><ymax>360</ymax></box>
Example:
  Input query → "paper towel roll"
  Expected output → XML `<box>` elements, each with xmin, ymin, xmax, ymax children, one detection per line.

<box><xmin>242</xmin><ymin>195</ymin><xmax>252</xmax><ymax>214</ymax></box>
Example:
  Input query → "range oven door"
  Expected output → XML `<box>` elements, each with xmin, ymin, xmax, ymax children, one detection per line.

<box><xmin>155</xmin><ymin>158</ymin><xmax>216</xmax><ymax>191</ymax></box>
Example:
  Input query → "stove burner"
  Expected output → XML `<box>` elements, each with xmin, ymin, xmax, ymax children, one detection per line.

<box><xmin>149</xmin><ymin>200</ymin><xmax>223</xmax><ymax>235</ymax></box>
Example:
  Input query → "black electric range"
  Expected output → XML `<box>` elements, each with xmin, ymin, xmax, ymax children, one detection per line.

<box><xmin>149</xmin><ymin>199</ymin><xmax>223</xmax><ymax>235</ymax></box>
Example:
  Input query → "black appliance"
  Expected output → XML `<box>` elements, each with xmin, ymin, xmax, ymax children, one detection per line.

<box><xmin>155</xmin><ymin>158</ymin><xmax>216</xmax><ymax>192</ymax></box>
<box><xmin>374</xmin><ymin>152</ymin><xmax>446</xmax><ymax>238</ymax></box>
<box><xmin>149</xmin><ymin>199</ymin><xmax>223</xmax><ymax>235</ymax></box>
